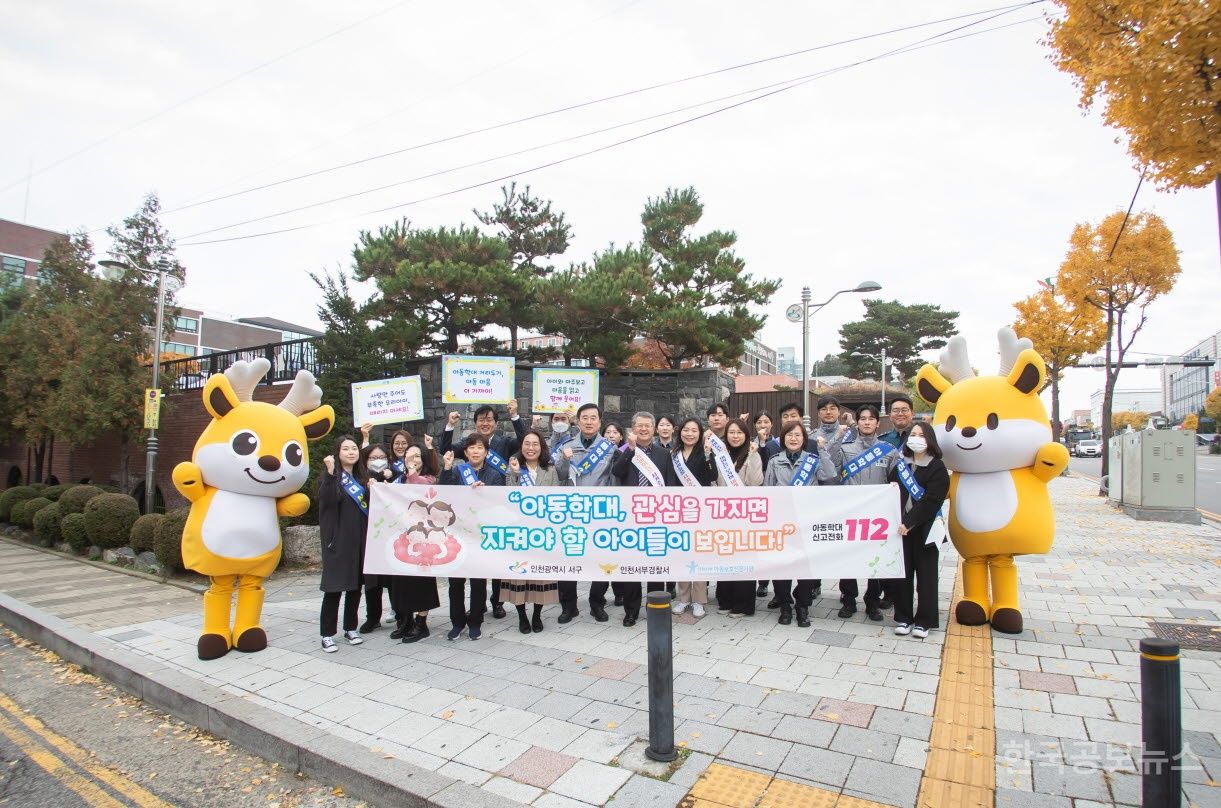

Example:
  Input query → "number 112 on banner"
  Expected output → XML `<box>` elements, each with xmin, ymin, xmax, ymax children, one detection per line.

<box><xmin>845</xmin><ymin>518</ymin><xmax>889</xmax><ymax>541</ymax></box>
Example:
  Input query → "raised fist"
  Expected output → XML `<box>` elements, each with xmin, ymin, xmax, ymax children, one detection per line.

<box><xmin>424</xmin><ymin>434</ymin><xmax>434</xmax><ymax>450</ymax></box>
<box><xmin>447</xmin><ymin>412</ymin><xmax>461</xmax><ymax>427</ymax></box>
<box><xmin>562</xmin><ymin>447</ymin><xmax>574</xmax><ymax>460</ymax></box>
<box><xmin>506</xmin><ymin>399</ymin><xmax>519</xmax><ymax>417</ymax></box>
<box><xmin>508</xmin><ymin>456</ymin><xmax>521</xmax><ymax>473</ymax></box>
<box><xmin>322</xmin><ymin>455</ymin><xmax>335</xmax><ymax>474</ymax></box>
<box><xmin>443</xmin><ymin>451</ymin><xmax>455</xmax><ymax>470</ymax></box>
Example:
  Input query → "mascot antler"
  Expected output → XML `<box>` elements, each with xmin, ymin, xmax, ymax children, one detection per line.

<box><xmin>224</xmin><ymin>359</ymin><xmax>271</xmax><ymax>402</ymax></box>
<box><xmin>997</xmin><ymin>327</ymin><xmax>1033</xmax><ymax>376</ymax></box>
<box><xmin>938</xmin><ymin>336</ymin><xmax>975</xmax><ymax>384</ymax></box>
<box><xmin>279</xmin><ymin>370</ymin><xmax>324</xmax><ymax>416</ymax></box>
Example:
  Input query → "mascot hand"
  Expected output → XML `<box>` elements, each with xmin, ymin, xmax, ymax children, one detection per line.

<box><xmin>172</xmin><ymin>462</ymin><xmax>207</xmax><ymax>502</ymax></box>
<box><xmin>276</xmin><ymin>493</ymin><xmax>310</xmax><ymax>518</ymax></box>
<box><xmin>1031</xmin><ymin>442</ymin><xmax>1070</xmax><ymax>483</ymax></box>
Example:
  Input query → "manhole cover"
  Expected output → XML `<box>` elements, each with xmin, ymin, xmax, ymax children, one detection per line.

<box><xmin>1148</xmin><ymin>622</ymin><xmax>1221</xmax><ymax>652</ymax></box>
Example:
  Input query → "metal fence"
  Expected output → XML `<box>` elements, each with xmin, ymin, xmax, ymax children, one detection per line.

<box><xmin>158</xmin><ymin>338</ymin><xmax>321</xmax><ymax>391</ymax></box>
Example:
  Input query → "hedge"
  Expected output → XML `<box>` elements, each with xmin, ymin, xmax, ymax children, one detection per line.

<box><xmin>62</xmin><ymin>512</ymin><xmax>89</xmax><ymax>553</ymax></box>
<box><xmin>129</xmin><ymin>513</ymin><xmax>165</xmax><ymax>553</ymax></box>
<box><xmin>83</xmin><ymin>493</ymin><xmax>141</xmax><ymax>550</ymax></box>
<box><xmin>41</xmin><ymin>484</ymin><xmax>72</xmax><ymax>501</ymax></box>
<box><xmin>154</xmin><ymin>508</ymin><xmax>188</xmax><ymax>573</ymax></box>
<box><xmin>0</xmin><ymin>486</ymin><xmax>37</xmax><ymax>522</ymax></box>
<box><xmin>14</xmin><ymin>497</ymin><xmax>53</xmax><ymax>529</ymax></box>
<box><xmin>57</xmin><ymin>485</ymin><xmax>102</xmax><ymax>516</ymax></box>
<box><xmin>33</xmin><ymin>505</ymin><xmax>63</xmax><ymax>547</ymax></box>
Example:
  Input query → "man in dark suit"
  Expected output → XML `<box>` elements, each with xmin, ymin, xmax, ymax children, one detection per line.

<box><xmin>609</xmin><ymin>412</ymin><xmax>679</xmax><ymax>626</ymax></box>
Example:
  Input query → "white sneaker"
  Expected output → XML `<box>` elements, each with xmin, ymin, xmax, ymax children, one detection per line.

<box><xmin>672</xmin><ymin>601</ymin><xmax>689</xmax><ymax>615</ymax></box>
<box><xmin>691</xmin><ymin>604</ymin><xmax>706</xmax><ymax>618</ymax></box>
<box><xmin>343</xmin><ymin>630</ymin><xmax>363</xmax><ymax>645</ymax></box>
<box><xmin>911</xmin><ymin>626</ymin><xmax>929</xmax><ymax>639</ymax></box>
<box><xmin>894</xmin><ymin>623</ymin><xmax>911</xmax><ymax>636</ymax></box>
<box><xmin>381</xmin><ymin>615</ymin><xmax>397</xmax><ymax>625</ymax></box>
<box><xmin>320</xmin><ymin>637</ymin><xmax>338</xmax><ymax>653</ymax></box>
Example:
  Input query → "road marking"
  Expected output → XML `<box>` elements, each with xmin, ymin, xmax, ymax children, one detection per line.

<box><xmin>0</xmin><ymin>692</ymin><xmax>174</xmax><ymax>807</ymax></box>
<box><xmin>0</xmin><ymin>708</ymin><xmax>128</xmax><ymax>807</ymax></box>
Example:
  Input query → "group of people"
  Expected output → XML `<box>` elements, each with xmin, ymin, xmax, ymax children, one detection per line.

<box><xmin>314</xmin><ymin>393</ymin><xmax>949</xmax><ymax>653</ymax></box>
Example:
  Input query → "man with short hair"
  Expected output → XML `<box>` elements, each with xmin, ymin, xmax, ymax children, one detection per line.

<box><xmin>837</xmin><ymin>404</ymin><xmax>898</xmax><ymax>622</ymax></box>
<box><xmin>879</xmin><ymin>395</ymin><xmax>915</xmax><ymax>449</ymax></box>
<box><xmin>608</xmin><ymin>412</ymin><xmax>678</xmax><ymax>626</ymax></box>
<box><xmin>706</xmin><ymin>402</ymin><xmax>730</xmax><ymax>440</ymax></box>
<box><xmin>553</xmin><ymin>403</ymin><xmax>618</xmax><ymax>622</ymax></box>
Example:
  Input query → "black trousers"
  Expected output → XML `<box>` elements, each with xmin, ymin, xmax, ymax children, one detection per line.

<box><xmin>558</xmin><ymin>580</ymin><xmax>579</xmax><ymax>612</ymax></box>
<box><xmin>489</xmin><ymin>579</ymin><xmax>502</xmax><ymax>606</ymax></box>
<box><xmin>363</xmin><ymin>583</ymin><xmax>387</xmax><ymax>623</ymax></box>
<box><xmin>719</xmin><ymin>581</ymin><xmax>755</xmax><ymax>614</ymax></box>
<box><xmin>896</xmin><ymin>533</ymin><xmax>939</xmax><ymax>629</ymax></box>
<box><xmin>320</xmin><ymin>589</ymin><xmax>361</xmax><ymax>636</ymax></box>
<box><xmin>839</xmin><ymin>578</ymin><xmax>882</xmax><ymax>609</ymax></box>
<box><xmin>772</xmin><ymin>579</ymin><xmax>817</xmax><ymax>608</ymax></box>
<box><xmin>448</xmin><ymin>578</ymin><xmax>487</xmax><ymax>628</ymax></box>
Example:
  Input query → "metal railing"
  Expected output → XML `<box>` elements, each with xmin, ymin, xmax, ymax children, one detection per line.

<box><xmin>157</xmin><ymin>338</ymin><xmax>321</xmax><ymax>391</ymax></box>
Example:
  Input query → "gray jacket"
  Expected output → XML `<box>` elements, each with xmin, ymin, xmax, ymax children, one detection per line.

<box><xmin>763</xmin><ymin>447</ymin><xmax>837</xmax><ymax>486</ymax></box>
<box><xmin>552</xmin><ymin>431</ymin><xmax>615</xmax><ymax>486</ymax></box>
<box><xmin>507</xmin><ymin>464</ymin><xmax>562</xmax><ymax>486</ymax></box>
<box><xmin>840</xmin><ymin>433</ymin><xmax>898</xmax><ymax>486</ymax></box>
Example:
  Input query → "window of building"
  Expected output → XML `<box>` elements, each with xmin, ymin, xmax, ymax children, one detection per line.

<box><xmin>1</xmin><ymin>255</ymin><xmax>25</xmax><ymax>289</ymax></box>
<box><xmin>174</xmin><ymin>316</ymin><xmax>199</xmax><ymax>333</ymax></box>
<box><xmin>160</xmin><ymin>341</ymin><xmax>197</xmax><ymax>356</ymax></box>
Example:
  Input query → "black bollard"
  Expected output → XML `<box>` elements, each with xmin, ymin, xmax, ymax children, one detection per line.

<box><xmin>1140</xmin><ymin>637</ymin><xmax>1181</xmax><ymax>807</ymax></box>
<box><xmin>644</xmin><ymin>589</ymin><xmax>677</xmax><ymax>762</ymax></box>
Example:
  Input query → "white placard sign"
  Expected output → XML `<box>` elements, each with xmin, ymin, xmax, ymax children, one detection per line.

<box><xmin>532</xmin><ymin>368</ymin><xmax>599</xmax><ymax>413</ymax></box>
<box><xmin>441</xmin><ymin>355</ymin><xmax>515</xmax><ymax>404</ymax></box>
<box><xmin>351</xmin><ymin>376</ymin><xmax>424</xmax><ymax>426</ymax></box>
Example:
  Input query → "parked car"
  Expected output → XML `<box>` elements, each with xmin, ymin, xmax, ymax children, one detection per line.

<box><xmin>1074</xmin><ymin>439</ymin><xmax>1102</xmax><ymax>457</ymax></box>
<box><xmin>1197</xmin><ymin>434</ymin><xmax>1212</xmax><ymax>447</ymax></box>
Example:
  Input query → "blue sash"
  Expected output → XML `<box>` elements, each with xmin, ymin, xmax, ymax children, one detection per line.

<box><xmin>895</xmin><ymin>460</ymin><xmax>925</xmax><ymax>501</ymax></box>
<box><xmin>842</xmin><ymin>427</ymin><xmax>857</xmax><ymax>444</ymax></box>
<box><xmin>766</xmin><ymin>437</ymin><xmax>780</xmax><ymax>452</ymax></box>
<box><xmin>485</xmin><ymin>448</ymin><xmax>509</xmax><ymax>476</ymax></box>
<box><xmin>789</xmin><ymin>453</ymin><xmax>819</xmax><ymax>486</ymax></box>
<box><xmin>390</xmin><ymin>458</ymin><xmax>407</xmax><ymax>483</ymax></box>
<box><xmin>518</xmin><ymin>466</ymin><xmax>535</xmax><ymax>486</ymax></box>
<box><xmin>550</xmin><ymin>433</ymin><xmax>573</xmax><ymax>463</ymax></box>
<box><xmin>574</xmin><ymin>437</ymin><xmax>613</xmax><ymax>477</ymax></box>
<box><xmin>456</xmin><ymin>462</ymin><xmax>478</xmax><ymax>486</ymax></box>
<box><xmin>339</xmin><ymin>470</ymin><xmax>369</xmax><ymax>514</ymax></box>
<box><xmin>840</xmin><ymin>442</ymin><xmax>896</xmax><ymax>482</ymax></box>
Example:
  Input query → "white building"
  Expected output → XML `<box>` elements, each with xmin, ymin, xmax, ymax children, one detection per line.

<box><xmin>1161</xmin><ymin>328</ymin><xmax>1221</xmax><ymax>422</ymax></box>
<box><xmin>1090</xmin><ymin>387</ymin><xmax>1163</xmax><ymax>428</ymax></box>
<box><xmin>776</xmin><ymin>346</ymin><xmax>799</xmax><ymax>378</ymax></box>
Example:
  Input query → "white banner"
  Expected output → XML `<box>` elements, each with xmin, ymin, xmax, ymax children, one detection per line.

<box><xmin>365</xmin><ymin>483</ymin><xmax>904</xmax><ymax>581</ymax></box>
<box><xmin>351</xmin><ymin>376</ymin><xmax>424</xmax><ymax>426</ymax></box>
<box><xmin>531</xmin><ymin>368</ymin><xmax>599</xmax><ymax>414</ymax></box>
<box><xmin>441</xmin><ymin>355</ymin><xmax>515</xmax><ymax>404</ymax></box>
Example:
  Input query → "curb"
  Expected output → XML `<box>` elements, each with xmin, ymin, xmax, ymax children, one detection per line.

<box><xmin>0</xmin><ymin>593</ymin><xmax>520</xmax><ymax>808</ymax></box>
<box><xmin>0</xmin><ymin>533</ymin><xmax>208</xmax><ymax>595</ymax></box>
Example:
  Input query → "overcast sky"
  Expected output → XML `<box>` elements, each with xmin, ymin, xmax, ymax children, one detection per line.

<box><xmin>3</xmin><ymin>0</ymin><xmax>1216</xmax><ymax>415</ymax></box>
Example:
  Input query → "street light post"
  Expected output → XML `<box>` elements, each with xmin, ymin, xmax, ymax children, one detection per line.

<box><xmin>99</xmin><ymin>254</ymin><xmax>175</xmax><ymax>514</ymax></box>
<box><xmin>796</xmin><ymin>281</ymin><xmax>883</xmax><ymax>428</ymax></box>
<box><xmin>851</xmin><ymin>348</ymin><xmax>890</xmax><ymax>411</ymax></box>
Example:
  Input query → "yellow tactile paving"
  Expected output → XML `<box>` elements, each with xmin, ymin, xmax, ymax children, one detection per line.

<box><xmin>687</xmin><ymin>763</ymin><xmax>772</xmax><ymax>808</ymax></box>
<box><xmin>758</xmin><ymin>778</ymin><xmax>839</xmax><ymax>808</ymax></box>
<box><xmin>834</xmin><ymin>795</ymin><xmax>899</xmax><ymax>807</ymax></box>
<box><xmin>916</xmin><ymin>561</ymin><xmax>997</xmax><ymax>807</ymax></box>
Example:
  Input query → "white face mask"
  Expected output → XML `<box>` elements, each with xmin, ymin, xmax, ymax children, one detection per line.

<box><xmin>906</xmin><ymin>437</ymin><xmax>927</xmax><ymax>454</ymax></box>
<box><xmin>367</xmin><ymin>458</ymin><xmax>389</xmax><ymax>473</ymax></box>
<box><xmin>552</xmin><ymin>421</ymin><xmax>570</xmax><ymax>434</ymax></box>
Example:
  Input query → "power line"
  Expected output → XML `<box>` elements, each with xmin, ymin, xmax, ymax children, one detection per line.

<box><xmin>179</xmin><ymin>12</ymin><xmax>1041</xmax><ymax>247</ymax></box>
<box><xmin>0</xmin><ymin>0</ymin><xmax>417</xmax><ymax>194</ymax></box>
<box><xmin>166</xmin><ymin>1</ymin><xmax>1047</xmax><ymax>217</ymax></box>
<box><xmin>1107</xmin><ymin>167</ymin><xmax>1148</xmax><ymax>261</ymax></box>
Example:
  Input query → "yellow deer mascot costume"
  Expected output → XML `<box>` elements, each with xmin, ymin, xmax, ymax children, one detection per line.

<box><xmin>173</xmin><ymin>359</ymin><xmax>334</xmax><ymax>660</ymax></box>
<box><xmin>914</xmin><ymin>328</ymin><xmax>1068</xmax><ymax>634</ymax></box>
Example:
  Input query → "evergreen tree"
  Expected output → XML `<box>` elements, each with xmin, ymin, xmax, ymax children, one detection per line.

<box><xmin>541</xmin><ymin>245</ymin><xmax>650</xmax><ymax>368</ymax></box>
<box><xmin>839</xmin><ymin>300</ymin><xmax>959</xmax><ymax>380</ymax></box>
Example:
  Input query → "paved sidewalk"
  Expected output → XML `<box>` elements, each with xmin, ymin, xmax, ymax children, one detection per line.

<box><xmin>1</xmin><ymin>475</ymin><xmax>1219</xmax><ymax>808</ymax></box>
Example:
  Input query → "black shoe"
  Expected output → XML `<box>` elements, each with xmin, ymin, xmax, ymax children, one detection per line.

<box><xmin>389</xmin><ymin>618</ymin><xmax>407</xmax><ymax>640</ymax></box>
<box><xmin>838</xmin><ymin>604</ymin><xmax>857</xmax><ymax>619</ymax></box>
<box><xmin>359</xmin><ymin>618</ymin><xmax>380</xmax><ymax>634</ymax></box>
<box><xmin>778</xmin><ymin>606</ymin><xmax>792</xmax><ymax>625</ymax></box>
<box><xmin>866</xmin><ymin>607</ymin><xmax>883</xmax><ymax>622</ymax></box>
<box><xmin>812</xmin><ymin>586</ymin><xmax>822</xmax><ymax>600</ymax></box>
<box><xmin>492</xmin><ymin>604</ymin><xmax>506</xmax><ymax>619</ymax></box>
<box><xmin>756</xmin><ymin>583</ymin><xmax>769</xmax><ymax>597</ymax></box>
<box><xmin>877</xmin><ymin>598</ymin><xmax>893</xmax><ymax>610</ymax></box>
<box><xmin>402</xmin><ymin>616</ymin><xmax>429</xmax><ymax>643</ymax></box>
<box><xmin>623</xmin><ymin>611</ymin><xmax>638</xmax><ymax>627</ymax></box>
<box><xmin>518</xmin><ymin>613</ymin><xmax>532</xmax><ymax>634</ymax></box>
<box><xmin>558</xmin><ymin>609</ymin><xmax>577</xmax><ymax>624</ymax></box>
<box><xmin>532</xmin><ymin>613</ymin><xmax>544</xmax><ymax>633</ymax></box>
<box><xmin>766</xmin><ymin>598</ymin><xmax>780</xmax><ymax>610</ymax></box>
<box><xmin>591</xmin><ymin>604</ymin><xmax>609</xmax><ymax>622</ymax></box>
<box><xmin>796</xmin><ymin>607</ymin><xmax>811</xmax><ymax>628</ymax></box>
<box><xmin>614</xmin><ymin>594</ymin><xmax>624</xmax><ymax>606</ymax></box>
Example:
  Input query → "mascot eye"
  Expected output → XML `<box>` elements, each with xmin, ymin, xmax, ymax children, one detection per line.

<box><xmin>231</xmin><ymin>431</ymin><xmax>259</xmax><ymax>456</ymax></box>
<box><xmin>284</xmin><ymin>442</ymin><xmax>304</xmax><ymax>467</ymax></box>
<box><xmin>944</xmin><ymin>415</ymin><xmax>956</xmax><ymax>432</ymax></box>
<box><xmin>986</xmin><ymin>413</ymin><xmax>999</xmax><ymax>430</ymax></box>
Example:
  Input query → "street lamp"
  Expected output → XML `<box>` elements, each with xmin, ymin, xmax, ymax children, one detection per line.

<box><xmin>789</xmin><ymin>281</ymin><xmax>882</xmax><ymax>428</ymax></box>
<box><xmin>851</xmin><ymin>349</ymin><xmax>892</xmax><ymax>412</ymax></box>
<box><xmin>98</xmin><ymin>254</ymin><xmax>179</xmax><ymax>514</ymax></box>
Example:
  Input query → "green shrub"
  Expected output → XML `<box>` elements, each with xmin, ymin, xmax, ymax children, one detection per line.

<box><xmin>30</xmin><ymin>483</ymin><xmax>47</xmax><ymax>492</ymax></box>
<box><xmin>129</xmin><ymin>513</ymin><xmax>165</xmax><ymax>553</ymax></box>
<box><xmin>83</xmin><ymin>493</ymin><xmax>140</xmax><ymax>550</ymax></box>
<box><xmin>33</xmin><ymin>505</ymin><xmax>63</xmax><ymax>546</ymax></box>
<box><xmin>14</xmin><ymin>497</ymin><xmax>52</xmax><ymax>528</ymax></box>
<box><xmin>154</xmin><ymin>508</ymin><xmax>188</xmax><ymax>573</ymax></box>
<box><xmin>57</xmin><ymin>485</ymin><xmax>102</xmax><ymax>516</ymax></box>
<box><xmin>41</xmin><ymin>484</ymin><xmax>71</xmax><ymax>501</ymax></box>
<box><xmin>62</xmin><ymin>512</ymin><xmax>89</xmax><ymax>553</ymax></box>
<box><xmin>0</xmin><ymin>486</ymin><xmax>37</xmax><ymax>522</ymax></box>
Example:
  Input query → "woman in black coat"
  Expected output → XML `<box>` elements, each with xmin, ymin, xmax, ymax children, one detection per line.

<box><xmin>317</xmin><ymin>435</ymin><xmax>368</xmax><ymax>653</ymax></box>
<box><xmin>886</xmin><ymin>421</ymin><xmax>950</xmax><ymax>639</ymax></box>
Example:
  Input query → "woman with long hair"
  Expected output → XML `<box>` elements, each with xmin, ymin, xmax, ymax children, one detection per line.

<box><xmin>888</xmin><ymin>421</ymin><xmax>950</xmax><ymax>639</ymax></box>
<box><xmin>653</xmin><ymin>416</ymin><xmax>677</xmax><ymax>452</ymax></box>
<box><xmin>713</xmin><ymin>419</ymin><xmax>764</xmax><ymax>617</ymax></box>
<box><xmin>670</xmin><ymin>418</ymin><xmax>717</xmax><ymax>618</ymax></box>
<box><xmin>317</xmin><ymin>435</ymin><xmax>368</xmax><ymax>653</ymax></box>
<box><xmin>504</xmin><ymin>429</ymin><xmax>562</xmax><ymax>633</ymax></box>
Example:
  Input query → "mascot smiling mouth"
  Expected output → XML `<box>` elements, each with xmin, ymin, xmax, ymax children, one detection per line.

<box><xmin>956</xmin><ymin>443</ymin><xmax>982</xmax><ymax>451</ymax></box>
<box><xmin>244</xmin><ymin>468</ymin><xmax>286</xmax><ymax>484</ymax></box>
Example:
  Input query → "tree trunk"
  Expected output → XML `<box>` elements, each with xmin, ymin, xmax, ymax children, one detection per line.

<box><xmin>509</xmin><ymin>324</ymin><xmax>519</xmax><ymax>355</ymax></box>
<box><xmin>119</xmin><ymin>435</ymin><xmax>130</xmax><ymax>493</ymax></box>
<box><xmin>1049</xmin><ymin>372</ymin><xmax>1061</xmax><ymax>442</ymax></box>
<box><xmin>1098</xmin><ymin>306</ymin><xmax>1115</xmax><ymax>496</ymax></box>
<box><xmin>31</xmin><ymin>437</ymin><xmax>46</xmax><ymax>483</ymax></box>
<box><xmin>46</xmin><ymin>436</ymin><xmax>54</xmax><ymax>484</ymax></box>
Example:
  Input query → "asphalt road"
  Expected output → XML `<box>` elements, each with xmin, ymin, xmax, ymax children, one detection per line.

<box><xmin>0</xmin><ymin>630</ymin><xmax>371</xmax><ymax>808</ymax></box>
<box><xmin>1067</xmin><ymin>447</ymin><xmax>1221</xmax><ymax>518</ymax></box>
